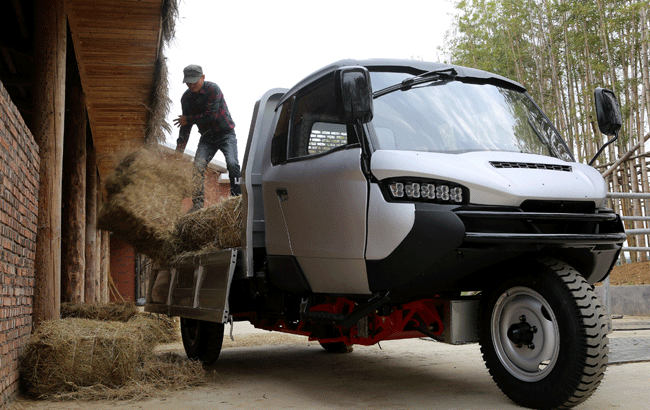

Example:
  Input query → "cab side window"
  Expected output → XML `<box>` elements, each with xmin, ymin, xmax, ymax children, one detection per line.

<box><xmin>288</xmin><ymin>79</ymin><xmax>350</xmax><ymax>159</ymax></box>
<box><xmin>271</xmin><ymin>101</ymin><xmax>292</xmax><ymax>166</ymax></box>
<box><xmin>308</xmin><ymin>123</ymin><xmax>348</xmax><ymax>155</ymax></box>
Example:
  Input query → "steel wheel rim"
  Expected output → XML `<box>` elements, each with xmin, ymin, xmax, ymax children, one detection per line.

<box><xmin>491</xmin><ymin>286</ymin><xmax>560</xmax><ymax>382</ymax></box>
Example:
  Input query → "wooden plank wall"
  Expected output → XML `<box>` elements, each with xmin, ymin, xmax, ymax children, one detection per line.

<box><xmin>67</xmin><ymin>0</ymin><xmax>163</xmax><ymax>179</ymax></box>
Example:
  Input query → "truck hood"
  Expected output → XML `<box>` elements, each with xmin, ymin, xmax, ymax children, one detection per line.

<box><xmin>370</xmin><ymin>150</ymin><xmax>608</xmax><ymax>208</ymax></box>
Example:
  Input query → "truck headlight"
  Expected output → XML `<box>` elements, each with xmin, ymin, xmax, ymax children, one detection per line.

<box><xmin>384</xmin><ymin>179</ymin><xmax>468</xmax><ymax>204</ymax></box>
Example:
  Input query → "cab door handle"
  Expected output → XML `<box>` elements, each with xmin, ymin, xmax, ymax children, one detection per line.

<box><xmin>276</xmin><ymin>188</ymin><xmax>288</xmax><ymax>202</ymax></box>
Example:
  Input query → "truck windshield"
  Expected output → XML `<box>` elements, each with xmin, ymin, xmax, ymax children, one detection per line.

<box><xmin>368</xmin><ymin>71</ymin><xmax>573</xmax><ymax>161</ymax></box>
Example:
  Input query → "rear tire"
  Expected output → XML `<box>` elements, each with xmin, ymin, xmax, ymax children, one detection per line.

<box><xmin>180</xmin><ymin>318</ymin><xmax>224</xmax><ymax>364</ymax></box>
<box><xmin>480</xmin><ymin>258</ymin><xmax>608</xmax><ymax>409</ymax></box>
<box><xmin>319</xmin><ymin>341</ymin><xmax>353</xmax><ymax>353</ymax></box>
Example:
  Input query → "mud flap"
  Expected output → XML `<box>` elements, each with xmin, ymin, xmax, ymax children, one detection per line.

<box><xmin>145</xmin><ymin>249</ymin><xmax>238</xmax><ymax>323</ymax></box>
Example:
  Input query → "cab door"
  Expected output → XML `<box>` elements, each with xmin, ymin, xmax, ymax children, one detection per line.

<box><xmin>262</xmin><ymin>78</ymin><xmax>371</xmax><ymax>295</ymax></box>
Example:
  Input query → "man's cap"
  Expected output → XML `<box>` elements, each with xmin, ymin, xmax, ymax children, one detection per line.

<box><xmin>183</xmin><ymin>65</ymin><xmax>203</xmax><ymax>83</ymax></box>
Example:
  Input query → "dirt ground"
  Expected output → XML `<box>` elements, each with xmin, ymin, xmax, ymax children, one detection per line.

<box><xmin>10</xmin><ymin>263</ymin><xmax>648</xmax><ymax>409</ymax></box>
<box><xmin>11</xmin><ymin>319</ymin><xmax>650</xmax><ymax>410</ymax></box>
<box><xmin>607</xmin><ymin>261</ymin><xmax>650</xmax><ymax>285</ymax></box>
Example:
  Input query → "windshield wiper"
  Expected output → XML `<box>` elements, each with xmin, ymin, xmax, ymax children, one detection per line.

<box><xmin>373</xmin><ymin>68</ymin><xmax>458</xmax><ymax>99</ymax></box>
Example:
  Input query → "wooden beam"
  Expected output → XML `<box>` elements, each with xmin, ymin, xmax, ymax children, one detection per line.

<box><xmin>95</xmin><ymin>189</ymin><xmax>102</xmax><ymax>300</ymax></box>
<box><xmin>33</xmin><ymin>0</ymin><xmax>67</xmax><ymax>325</ymax></box>
<box><xmin>0</xmin><ymin>46</ymin><xmax>17</xmax><ymax>73</ymax></box>
<box><xmin>10</xmin><ymin>0</ymin><xmax>30</xmax><ymax>40</ymax></box>
<box><xmin>0</xmin><ymin>46</ymin><xmax>27</xmax><ymax>100</ymax></box>
<box><xmin>100</xmin><ymin>230</ymin><xmax>110</xmax><ymax>303</ymax></box>
<box><xmin>61</xmin><ymin>42</ymin><xmax>87</xmax><ymax>304</ymax></box>
<box><xmin>85</xmin><ymin>140</ymin><xmax>98</xmax><ymax>303</ymax></box>
<box><xmin>602</xmin><ymin>132</ymin><xmax>650</xmax><ymax>177</ymax></box>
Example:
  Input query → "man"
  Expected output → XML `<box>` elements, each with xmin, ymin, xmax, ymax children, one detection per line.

<box><xmin>173</xmin><ymin>64</ymin><xmax>241</xmax><ymax>210</ymax></box>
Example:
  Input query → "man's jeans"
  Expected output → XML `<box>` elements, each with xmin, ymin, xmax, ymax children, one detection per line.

<box><xmin>193</xmin><ymin>131</ymin><xmax>241</xmax><ymax>209</ymax></box>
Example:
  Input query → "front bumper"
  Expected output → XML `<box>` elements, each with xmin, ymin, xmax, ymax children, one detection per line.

<box><xmin>366</xmin><ymin>202</ymin><xmax>626</xmax><ymax>293</ymax></box>
<box><xmin>458</xmin><ymin>210</ymin><xmax>626</xmax><ymax>246</ymax></box>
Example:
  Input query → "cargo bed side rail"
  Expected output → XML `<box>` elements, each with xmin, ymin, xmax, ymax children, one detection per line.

<box><xmin>144</xmin><ymin>249</ymin><xmax>238</xmax><ymax>323</ymax></box>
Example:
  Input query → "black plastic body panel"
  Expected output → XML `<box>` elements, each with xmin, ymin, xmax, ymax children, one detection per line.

<box><xmin>366</xmin><ymin>202</ymin><xmax>625</xmax><ymax>296</ymax></box>
<box><xmin>366</xmin><ymin>203</ymin><xmax>465</xmax><ymax>292</ymax></box>
<box><xmin>266</xmin><ymin>255</ymin><xmax>312</xmax><ymax>293</ymax></box>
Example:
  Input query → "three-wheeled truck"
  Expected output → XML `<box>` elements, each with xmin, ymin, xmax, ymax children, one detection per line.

<box><xmin>146</xmin><ymin>59</ymin><xmax>626</xmax><ymax>409</ymax></box>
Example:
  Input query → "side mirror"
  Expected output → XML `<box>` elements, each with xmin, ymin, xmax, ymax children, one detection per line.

<box><xmin>594</xmin><ymin>88</ymin><xmax>622</xmax><ymax>136</ymax></box>
<box><xmin>589</xmin><ymin>88</ymin><xmax>621</xmax><ymax>166</ymax></box>
<box><xmin>335</xmin><ymin>66</ymin><xmax>373</xmax><ymax>124</ymax></box>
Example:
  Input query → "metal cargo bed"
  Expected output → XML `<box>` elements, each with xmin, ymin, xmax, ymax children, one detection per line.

<box><xmin>144</xmin><ymin>249</ymin><xmax>238</xmax><ymax>323</ymax></box>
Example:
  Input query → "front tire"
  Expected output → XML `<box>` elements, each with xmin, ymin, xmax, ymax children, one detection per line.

<box><xmin>480</xmin><ymin>258</ymin><xmax>608</xmax><ymax>409</ymax></box>
<box><xmin>319</xmin><ymin>341</ymin><xmax>353</xmax><ymax>353</ymax></box>
<box><xmin>180</xmin><ymin>318</ymin><xmax>224</xmax><ymax>364</ymax></box>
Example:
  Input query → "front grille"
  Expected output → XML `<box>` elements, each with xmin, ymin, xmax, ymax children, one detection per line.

<box><xmin>490</xmin><ymin>161</ymin><xmax>572</xmax><ymax>172</ymax></box>
<box><xmin>520</xmin><ymin>200</ymin><xmax>595</xmax><ymax>214</ymax></box>
<box><xmin>453</xmin><ymin>205</ymin><xmax>626</xmax><ymax>247</ymax></box>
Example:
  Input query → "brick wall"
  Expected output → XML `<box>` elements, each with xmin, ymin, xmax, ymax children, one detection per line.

<box><xmin>0</xmin><ymin>81</ymin><xmax>39</xmax><ymax>407</ymax></box>
<box><xmin>180</xmin><ymin>166</ymin><xmax>229</xmax><ymax>210</ymax></box>
<box><xmin>204</xmin><ymin>167</ymin><xmax>231</xmax><ymax>205</ymax></box>
<box><xmin>109</xmin><ymin>236</ymin><xmax>136</xmax><ymax>302</ymax></box>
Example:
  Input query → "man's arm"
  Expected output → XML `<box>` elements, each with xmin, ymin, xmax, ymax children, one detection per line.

<box><xmin>175</xmin><ymin>97</ymin><xmax>192</xmax><ymax>152</ymax></box>
<box><xmin>176</xmin><ymin>124</ymin><xmax>191</xmax><ymax>152</ymax></box>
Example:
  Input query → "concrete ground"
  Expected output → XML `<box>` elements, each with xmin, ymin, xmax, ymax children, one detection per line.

<box><xmin>12</xmin><ymin>317</ymin><xmax>650</xmax><ymax>410</ymax></box>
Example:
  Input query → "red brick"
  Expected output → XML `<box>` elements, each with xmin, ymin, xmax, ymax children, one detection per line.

<box><xmin>0</xmin><ymin>80</ymin><xmax>37</xmax><ymax>408</ymax></box>
<box><xmin>110</xmin><ymin>237</ymin><xmax>136</xmax><ymax>302</ymax></box>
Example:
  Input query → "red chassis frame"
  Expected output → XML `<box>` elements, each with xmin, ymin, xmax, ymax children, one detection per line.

<box><xmin>249</xmin><ymin>297</ymin><xmax>445</xmax><ymax>346</ymax></box>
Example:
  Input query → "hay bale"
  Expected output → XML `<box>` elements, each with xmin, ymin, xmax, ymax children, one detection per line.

<box><xmin>45</xmin><ymin>353</ymin><xmax>204</xmax><ymax>401</ymax></box>
<box><xmin>172</xmin><ymin>195</ymin><xmax>243</xmax><ymax>254</ymax></box>
<box><xmin>131</xmin><ymin>313</ymin><xmax>180</xmax><ymax>344</ymax></box>
<box><xmin>141</xmin><ymin>352</ymin><xmax>205</xmax><ymax>388</ymax></box>
<box><xmin>61</xmin><ymin>302</ymin><xmax>138</xmax><ymax>322</ymax></box>
<box><xmin>98</xmin><ymin>147</ymin><xmax>194</xmax><ymax>260</ymax></box>
<box><xmin>60</xmin><ymin>303</ymin><xmax>179</xmax><ymax>344</ymax></box>
<box><xmin>20</xmin><ymin>318</ymin><xmax>191</xmax><ymax>400</ymax></box>
<box><xmin>20</xmin><ymin>318</ymin><xmax>158</xmax><ymax>397</ymax></box>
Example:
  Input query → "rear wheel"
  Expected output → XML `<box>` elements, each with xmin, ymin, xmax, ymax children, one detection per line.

<box><xmin>319</xmin><ymin>341</ymin><xmax>353</xmax><ymax>353</ymax></box>
<box><xmin>480</xmin><ymin>258</ymin><xmax>608</xmax><ymax>409</ymax></box>
<box><xmin>180</xmin><ymin>318</ymin><xmax>224</xmax><ymax>364</ymax></box>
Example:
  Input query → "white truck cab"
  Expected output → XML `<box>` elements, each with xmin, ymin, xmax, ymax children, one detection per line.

<box><xmin>261</xmin><ymin>59</ymin><xmax>623</xmax><ymax>298</ymax></box>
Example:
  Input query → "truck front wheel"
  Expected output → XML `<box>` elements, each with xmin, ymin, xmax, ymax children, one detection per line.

<box><xmin>319</xmin><ymin>341</ymin><xmax>353</xmax><ymax>353</ymax></box>
<box><xmin>180</xmin><ymin>318</ymin><xmax>224</xmax><ymax>364</ymax></box>
<box><xmin>480</xmin><ymin>258</ymin><xmax>608</xmax><ymax>410</ymax></box>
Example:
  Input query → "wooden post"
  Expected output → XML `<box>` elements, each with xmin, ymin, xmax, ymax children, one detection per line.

<box><xmin>61</xmin><ymin>37</ymin><xmax>86</xmax><ymax>304</ymax></box>
<box><xmin>95</xmin><ymin>188</ymin><xmax>102</xmax><ymax>298</ymax></box>
<box><xmin>32</xmin><ymin>0</ymin><xmax>66</xmax><ymax>324</ymax></box>
<box><xmin>85</xmin><ymin>141</ymin><xmax>98</xmax><ymax>303</ymax></box>
<box><xmin>100</xmin><ymin>230</ymin><xmax>110</xmax><ymax>303</ymax></box>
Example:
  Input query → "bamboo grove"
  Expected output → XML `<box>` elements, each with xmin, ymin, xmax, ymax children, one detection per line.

<box><xmin>443</xmin><ymin>0</ymin><xmax>650</xmax><ymax>262</ymax></box>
